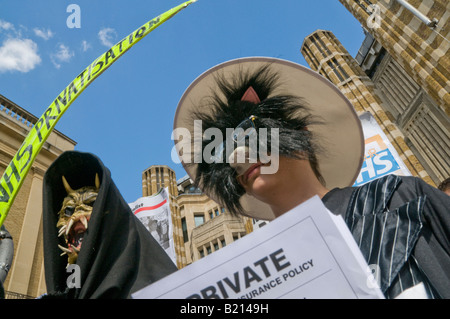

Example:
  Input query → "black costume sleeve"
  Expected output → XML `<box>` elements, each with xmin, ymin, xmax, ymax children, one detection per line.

<box><xmin>408</xmin><ymin>177</ymin><xmax>450</xmax><ymax>298</ymax></box>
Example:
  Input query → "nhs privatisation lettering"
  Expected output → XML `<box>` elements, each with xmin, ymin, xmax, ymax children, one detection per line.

<box><xmin>354</xmin><ymin>149</ymin><xmax>400</xmax><ymax>186</ymax></box>
<box><xmin>0</xmin><ymin>13</ymin><xmax>164</xmax><ymax>212</ymax></box>
<box><xmin>0</xmin><ymin>142</ymin><xmax>33</xmax><ymax>203</ymax></box>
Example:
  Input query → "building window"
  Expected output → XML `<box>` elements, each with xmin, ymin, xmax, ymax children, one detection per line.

<box><xmin>368</xmin><ymin>48</ymin><xmax>386</xmax><ymax>78</ymax></box>
<box><xmin>155</xmin><ymin>167</ymin><xmax>160</xmax><ymax>190</ymax></box>
<box><xmin>181</xmin><ymin>217</ymin><xmax>188</xmax><ymax>243</ymax></box>
<box><xmin>233</xmin><ymin>232</ymin><xmax>246</xmax><ymax>242</ymax></box>
<box><xmin>206</xmin><ymin>246</ymin><xmax>212</xmax><ymax>255</ymax></box>
<box><xmin>312</xmin><ymin>33</ymin><xmax>332</xmax><ymax>58</ymax></box>
<box><xmin>327</xmin><ymin>60</ymin><xmax>344</xmax><ymax>82</ymax></box>
<box><xmin>326</xmin><ymin>58</ymin><xmax>349</xmax><ymax>83</ymax></box>
<box><xmin>354</xmin><ymin>0</ymin><xmax>373</xmax><ymax>15</ymax></box>
<box><xmin>221</xmin><ymin>239</ymin><xmax>226</xmax><ymax>247</ymax></box>
<box><xmin>214</xmin><ymin>242</ymin><xmax>219</xmax><ymax>251</ymax></box>
<box><xmin>199</xmin><ymin>248</ymin><xmax>204</xmax><ymax>258</ymax></box>
<box><xmin>209</xmin><ymin>211</ymin><xmax>214</xmax><ymax>220</ymax></box>
<box><xmin>188</xmin><ymin>186</ymin><xmax>197</xmax><ymax>193</ymax></box>
<box><xmin>194</xmin><ymin>214</ymin><xmax>205</xmax><ymax>227</ymax></box>
<box><xmin>404</xmin><ymin>103</ymin><xmax>450</xmax><ymax>183</ymax></box>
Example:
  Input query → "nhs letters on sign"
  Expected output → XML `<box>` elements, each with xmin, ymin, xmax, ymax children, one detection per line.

<box><xmin>354</xmin><ymin>112</ymin><xmax>411</xmax><ymax>186</ymax></box>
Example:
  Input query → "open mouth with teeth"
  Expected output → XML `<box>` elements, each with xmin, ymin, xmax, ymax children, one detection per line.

<box><xmin>58</xmin><ymin>214</ymin><xmax>90</xmax><ymax>265</ymax></box>
<box><xmin>57</xmin><ymin>175</ymin><xmax>99</xmax><ymax>266</ymax></box>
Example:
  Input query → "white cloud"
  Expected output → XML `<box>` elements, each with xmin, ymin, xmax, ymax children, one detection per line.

<box><xmin>51</xmin><ymin>43</ymin><xmax>74</xmax><ymax>69</ymax></box>
<box><xmin>0</xmin><ymin>38</ymin><xmax>41</xmax><ymax>73</ymax></box>
<box><xmin>0</xmin><ymin>19</ymin><xmax>14</xmax><ymax>31</ymax></box>
<box><xmin>81</xmin><ymin>40</ymin><xmax>91</xmax><ymax>52</ymax></box>
<box><xmin>98</xmin><ymin>27</ymin><xmax>117</xmax><ymax>47</ymax></box>
<box><xmin>33</xmin><ymin>27</ymin><xmax>54</xmax><ymax>40</ymax></box>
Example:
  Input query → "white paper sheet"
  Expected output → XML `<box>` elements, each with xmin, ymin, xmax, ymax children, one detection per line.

<box><xmin>133</xmin><ymin>196</ymin><xmax>384</xmax><ymax>299</ymax></box>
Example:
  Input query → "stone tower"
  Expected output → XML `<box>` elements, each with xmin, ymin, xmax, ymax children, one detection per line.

<box><xmin>300</xmin><ymin>30</ymin><xmax>434</xmax><ymax>184</ymax></box>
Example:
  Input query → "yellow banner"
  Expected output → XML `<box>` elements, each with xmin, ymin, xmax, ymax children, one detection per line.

<box><xmin>0</xmin><ymin>0</ymin><xmax>197</xmax><ymax>227</ymax></box>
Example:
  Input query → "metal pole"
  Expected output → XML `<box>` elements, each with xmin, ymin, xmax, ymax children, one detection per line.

<box><xmin>395</xmin><ymin>0</ymin><xmax>438</xmax><ymax>28</ymax></box>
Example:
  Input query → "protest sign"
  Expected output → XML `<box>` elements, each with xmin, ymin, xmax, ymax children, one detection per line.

<box><xmin>354</xmin><ymin>112</ymin><xmax>411</xmax><ymax>186</ymax></box>
<box><xmin>129</xmin><ymin>187</ymin><xmax>177</xmax><ymax>265</ymax></box>
<box><xmin>133</xmin><ymin>196</ymin><xmax>384</xmax><ymax>299</ymax></box>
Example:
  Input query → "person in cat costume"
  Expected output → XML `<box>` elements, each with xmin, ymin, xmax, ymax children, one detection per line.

<box><xmin>173</xmin><ymin>57</ymin><xmax>450</xmax><ymax>299</ymax></box>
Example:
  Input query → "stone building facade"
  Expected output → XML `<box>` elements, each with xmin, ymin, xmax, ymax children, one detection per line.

<box><xmin>0</xmin><ymin>94</ymin><xmax>76</xmax><ymax>298</ymax></box>
<box><xmin>301</xmin><ymin>0</ymin><xmax>449</xmax><ymax>186</ymax></box>
<box><xmin>301</xmin><ymin>30</ymin><xmax>434</xmax><ymax>184</ymax></box>
<box><xmin>142</xmin><ymin>166</ymin><xmax>252</xmax><ymax>268</ymax></box>
<box><xmin>338</xmin><ymin>0</ymin><xmax>449</xmax><ymax>116</ymax></box>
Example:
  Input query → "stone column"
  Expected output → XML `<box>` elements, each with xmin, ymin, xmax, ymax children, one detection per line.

<box><xmin>6</xmin><ymin>167</ymin><xmax>44</xmax><ymax>295</ymax></box>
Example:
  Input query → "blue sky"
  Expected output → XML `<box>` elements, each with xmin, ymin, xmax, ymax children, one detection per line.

<box><xmin>0</xmin><ymin>0</ymin><xmax>366</xmax><ymax>203</ymax></box>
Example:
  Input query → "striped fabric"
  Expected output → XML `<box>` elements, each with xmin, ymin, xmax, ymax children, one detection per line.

<box><xmin>344</xmin><ymin>175</ymin><xmax>435</xmax><ymax>298</ymax></box>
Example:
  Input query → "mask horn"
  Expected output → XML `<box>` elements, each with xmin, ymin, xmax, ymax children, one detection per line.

<box><xmin>62</xmin><ymin>176</ymin><xmax>74</xmax><ymax>194</ymax></box>
<box><xmin>95</xmin><ymin>173</ymin><xmax>100</xmax><ymax>190</ymax></box>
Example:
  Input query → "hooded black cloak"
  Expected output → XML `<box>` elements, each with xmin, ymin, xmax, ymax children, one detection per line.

<box><xmin>42</xmin><ymin>151</ymin><xmax>177</xmax><ymax>298</ymax></box>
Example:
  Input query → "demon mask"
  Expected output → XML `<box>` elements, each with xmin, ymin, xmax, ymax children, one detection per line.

<box><xmin>57</xmin><ymin>174</ymin><xmax>100</xmax><ymax>266</ymax></box>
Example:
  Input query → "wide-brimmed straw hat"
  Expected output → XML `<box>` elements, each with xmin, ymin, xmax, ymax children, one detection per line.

<box><xmin>173</xmin><ymin>57</ymin><xmax>364</xmax><ymax>220</ymax></box>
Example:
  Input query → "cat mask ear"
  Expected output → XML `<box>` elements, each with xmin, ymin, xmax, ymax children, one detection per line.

<box><xmin>240</xmin><ymin>86</ymin><xmax>261</xmax><ymax>104</ymax></box>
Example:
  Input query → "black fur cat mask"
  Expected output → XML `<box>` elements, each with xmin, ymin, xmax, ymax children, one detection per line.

<box><xmin>189</xmin><ymin>64</ymin><xmax>323</xmax><ymax>216</ymax></box>
<box><xmin>173</xmin><ymin>57</ymin><xmax>364</xmax><ymax>220</ymax></box>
